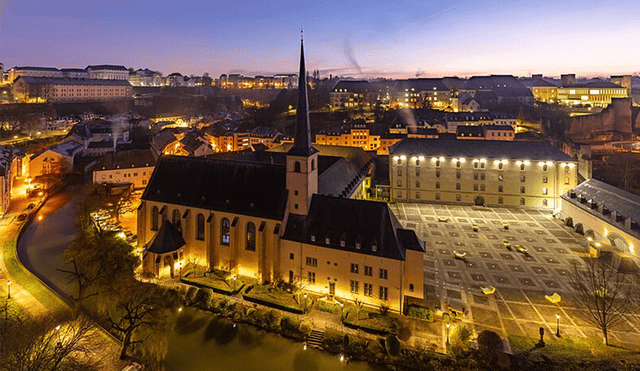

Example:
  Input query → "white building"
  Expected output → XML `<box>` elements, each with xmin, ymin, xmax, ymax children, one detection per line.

<box><xmin>86</xmin><ymin>65</ymin><xmax>129</xmax><ymax>80</ymax></box>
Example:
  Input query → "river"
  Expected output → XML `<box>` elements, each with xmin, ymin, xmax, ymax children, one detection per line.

<box><xmin>17</xmin><ymin>189</ymin><xmax>375</xmax><ymax>371</ymax></box>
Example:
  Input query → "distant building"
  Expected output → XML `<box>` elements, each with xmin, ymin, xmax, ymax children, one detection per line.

<box><xmin>29</xmin><ymin>141</ymin><xmax>83</xmax><ymax>181</ymax></box>
<box><xmin>393</xmin><ymin>78</ymin><xmax>452</xmax><ymax>109</ymax></box>
<box><xmin>330</xmin><ymin>80</ymin><xmax>377</xmax><ymax>109</ymax></box>
<box><xmin>560</xmin><ymin>179</ymin><xmax>640</xmax><ymax>260</ymax></box>
<box><xmin>0</xmin><ymin>146</ymin><xmax>13</xmax><ymax>216</ymax></box>
<box><xmin>273</xmin><ymin>74</ymin><xmax>297</xmax><ymax>89</ymax></box>
<box><xmin>557</xmin><ymin>79</ymin><xmax>628</xmax><ymax>107</ymax></box>
<box><xmin>12</xmin><ymin>76</ymin><xmax>132</xmax><ymax>103</ymax></box>
<box><xmin>451</xmin><ymin>93</ymin><xmax>480</xmax><ymax>112</ymax></box>
<box><xmin>7</xmin><ymin>66</ymin><xmax>63</xmax><ymax>82</ymax></box>
<box><xmin>93</xmin><ymin>149</ymin><xmax>158</xmax><ymax>189</ymax></box>
<box><xmin>63</xmin><ymin>119</ymin><xmax>131</xmax><ymax>154</ymax></box>
<box><xmin>482</xmin><ymin>124</ymin><xmax>515</xmax><ymax>141</ymax></box>
<box><xmin>86</xmin><ymin>65</ymin><xmax>129</xmax><ymax>80</ymax></box>
<box><xmin>445</xmin><ymin>111</ymin><xmax>517</xmax><ymax>133</ymax></box>
<box><xmin>526</xmin><ymin>77</ymin><xmax>558</xmax><ymax>103</ymax></box>
<box><xmin>456</xmin><ymin>126</ymin><xmax>484</xmax><ymax>140</ymax></box>
<box><xmin>129</xmin><ymin>69</ymin><xmax>163</xmax><ymax>87</ymax></box>
<box><xmin>61</xmin><ymin>68</ymin><xmax>89</xmax><ymax>79</ymax></box>
<box><xmin>389</xmin><ymin>139</ymin><xmax>578</xmax><ymax>209</ymax></box>
<box><xmin>462</xmin><ymin>75</ymin><xmax>534</xmax><ymax>107</ymax></box>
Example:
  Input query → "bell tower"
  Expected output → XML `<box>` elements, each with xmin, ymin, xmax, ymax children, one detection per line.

<box><xmin>286</xmin><ymin>34</ymin><xmax>318</xmax><ymax>216</ymax></box>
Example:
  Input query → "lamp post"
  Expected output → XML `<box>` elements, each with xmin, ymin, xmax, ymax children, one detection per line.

<box><xmin>7</xmin><ymin>280</ymin><xmax>10</xmax><ymax>299</ymax></box>
<box><xmin>340</xmin><ymin>303</ymin><xmax>345</xmax><ymax>332</ymax></box>
<box><xmin>179</xmin><ymin>261</ymin><xmax>183</xmax><ymax>279</ymax></box>
<box><xmin>303</xmin><ymin>293</ymin><xmax>308</xmax><ymax>314</ymax></box>
<box><xmin>556</xmin><ymin>314</ymin><xmax>561</xmax><ymax>337</ymax></box>
<box><xmin>446</xmin><ymin>323</ymin><xmax>450</xmax><ymax>346</ymax></box>
<box><xmin>232</xmin><ymin>276</ymin><xmax>237</xmax><ymax>292</ymax></box>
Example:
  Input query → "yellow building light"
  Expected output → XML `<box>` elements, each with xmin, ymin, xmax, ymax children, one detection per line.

<box><xmin>400</xmin><ymin>155</ymin><xmax>407</xmax><ymax>160</ymax></box>
<box><xmin>538</xmin><ymin>162</ymin><xmax>545</xmax><ymax>166</ymax></box>
<box><xmin>439</xmin><ymin>157</ymin><xmax>445</xmax><ymax>162</ymax></box>
<box><xmin>630</xmin><ymin>244</ymin><xmax>635</xmax><ymax>254</ymax></box>
<box><xmin>524</xmin><ymin>160</ymin><xmax>530</xmax><ymax>165</ymax></box>
<box><xmin>561</xmin><ymin>163</ymin><xmax>567</xmax><ymax>167</ymax></box>
<box><xmin>516</xmin><ymin>161</ymin><xmax>522</xmax><ymax>165</ymax></box>
<box><xmin>459</xmin><ymin>158</ymin><xmax>466</xmax><ymax>163</ymax></box>
<box><xmin>393</xmin><ymin>156</ymin><xmax>399</xmax><ymax>161</ymax></box>
<box><xmin>473</xmin><ymin>159</ymin><xmax>479</xmax><ymax>163</ymax></box>
<box><xmin>431</xmin><ymin>157</ymin><xmax>438</xmax><ymax>162</ymax></box>
<box><xmin>494</xmin><ymin>160</ymin><xmax>501</xmax><ymax>165</ymax></box>
<box><xmin>546</xmin><ymin>161</ymin><xmax>553</xmax><ymax>166</ymax></box>
<box><xmin>568</xmin><ymin>163</ymin><xmax>575</xmax><ymax>168</ymax></box>
<box><xmin>480</xmin><ymin>158</ymin><xmax>487</xmax><ymax>163</ymax></box>
<box><xmin>501</xmin><ymin>160</ymin><xmax>508</xmax><ymax>164</ymax></box>
<box><xmin>411</xmin><ymin>156</ymin><xmax>418</xmax><ymax>161</ymax></box>
<box><xmin>418</xmin><ymin>156</ymin><xmax>425</xmax><ymax>161</ymax></box>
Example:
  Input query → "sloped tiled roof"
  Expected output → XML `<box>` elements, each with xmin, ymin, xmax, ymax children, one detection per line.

<box><xmin>142</xmin><ymin>156</ymin><xmax>288</xmax><ymax>220</ymax></box>
<box><xmin>282</xmin><ymin>194</ymin><xmax>424</xmax><ymax>261</ymax></box>
<box><xmin>96</xmin><ymin>149</ymin><xmax>157</xmax><ymax>170</ymax></box>
<box><xmin>146</xmin><ymin>220</ymin><xmax>186</xmax><ymax>254</ymax></box>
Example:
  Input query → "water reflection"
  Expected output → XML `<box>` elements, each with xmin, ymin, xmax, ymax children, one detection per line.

<box><xmin>166</xmin><ymin>309</ymin><xmax>375</xmax><ymax>371</ymax></box>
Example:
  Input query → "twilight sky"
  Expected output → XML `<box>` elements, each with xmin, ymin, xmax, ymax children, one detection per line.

<box><xmin>1</xmin><ymin>0</ymin><xmax>639</xmax><ymax>79</ymax></box>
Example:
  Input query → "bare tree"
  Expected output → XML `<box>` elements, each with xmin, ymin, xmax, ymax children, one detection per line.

<box><xmin>569</xmin><ymin>257</ymin><xmax>637</xmax><ymax>345</ymax></box>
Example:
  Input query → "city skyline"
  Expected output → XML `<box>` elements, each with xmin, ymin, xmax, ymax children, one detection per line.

<box><xmin>1</xmin><ymin>0</ymin><xmax>640</xmax><ymax>79</ymax></box>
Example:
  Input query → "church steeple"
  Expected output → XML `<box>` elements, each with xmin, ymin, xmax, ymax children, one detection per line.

<box><xmin>287</xmin><ymin>35</ymin><xmax>317</xmax><ymax>156</ymax></box>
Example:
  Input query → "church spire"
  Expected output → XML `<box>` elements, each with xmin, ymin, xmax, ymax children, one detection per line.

<box><xmin>288</xmin><ymin>35</ymin><xmax>317</xmax><ymax>156</ymax></box>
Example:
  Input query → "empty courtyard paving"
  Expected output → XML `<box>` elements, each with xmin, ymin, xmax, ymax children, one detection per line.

<box><xmin>390</xmin><ymin>203</ymin><xmax>640</xmax><ymax>348</ymax></box>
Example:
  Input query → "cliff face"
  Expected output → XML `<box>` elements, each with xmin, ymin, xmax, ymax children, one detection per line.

<box><xmin>566</xmin><ymin>98</ymin><xmax>637</xmax><ymax>142</ymax></box>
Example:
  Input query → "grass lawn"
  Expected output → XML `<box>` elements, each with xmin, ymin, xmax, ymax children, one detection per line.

<box><xmin>509</xmin><ymin>334</ymin><xmax>640</xmax><ymax>363</ymax></box>
<box><xmin>2</xmin><ymin>236</ymin><xmax>69</xmax><ymax>316</ymax></box>
<box><xmin>343</xmin><ymin>306</ymin><xmax>402</xmax><ymax>334</ymax></box>
<box><xmin>243</xmin><ymin>284</ymin><xmax>309</xmax><ymax>313</ymax></box>
<box><xmin>316</xmin><ymin>299</ymin><xmax>340</xmax><ymax>314</ymax></box>
<box><xmin>181</xmin><ymin>272</ymin><xmax>244</xmax><ymax>295</ymax></box>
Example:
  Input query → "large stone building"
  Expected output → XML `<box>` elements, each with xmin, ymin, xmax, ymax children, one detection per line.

<box><xmin>86</xmin><ymin>65</ymin><xmax>129</xmax><ymax>80</ymax></box>
<box><xmin>137</xmin><ymin>40</ymin><xmax>424</xmax><ymax>312</ymax></box>
<box><xmin>93</xmin><ymin>149</ymin><xmax>157</xmax><ymax>189</ymax></box>
<box><xmin>12</xmin><ymin>77</ymin><xmax>132</xmax><ymax>103</ymax></box>
<box><xmin>393</xmin><ymin>78</ymin><xmax>452</xmax><ymax>109</ymax></box>
<box><xmin>560</xmin><ymin>179</ymin><xmax>640</xmax><ymax>260</ymax></box>
<box><xmin>330</xmin><ymin>80</ymin><xmax>378</xmax><ymax>109</ymax></box>
<box><xmin>389</xmin><ymin>139</ymin><xmax>578</xmax><ymax>209</ymax></box>
<box><xmin>557</xmin><ymin>74</ymin><xmax>628</xmax><ymax>107</ymax></box>
<box><xmin>566</xmin><ymin>98</ymin><xmax>639</xmax><ymax>143</ymax></box>
<box><xmin>462</xmin><ymin>75</ymin><xmax>534</xmax><ymax>107</ymax></box>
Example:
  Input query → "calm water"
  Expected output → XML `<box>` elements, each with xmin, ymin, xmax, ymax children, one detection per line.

<box><xmin>18</xmin><ymin>191</ymin><xmax>375</xmax><ymax>371</ymax></box>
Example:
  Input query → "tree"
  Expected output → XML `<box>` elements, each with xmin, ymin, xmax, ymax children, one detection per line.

<box><xmin>0</xmin><ymin>308</ymin><xmax>100</xmax><ymax>371</ymax></box>
<box><xmin>103</xmin><ymin>282</ymin><xmax>174</xmax><ymax>359</ymax></box>
<box><xmin>569</xmin><ymin>257</ymin><xmax>637</xmax><ymax>345</ymax></box>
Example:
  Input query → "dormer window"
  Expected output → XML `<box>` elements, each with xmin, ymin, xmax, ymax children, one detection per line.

<box><xmin>311</xmin><ymin>235</ymin><xmax>316</xmax><ymax>242</ymax></box>
<box><xmin>325</xmin><ymin>231</ymin><xmax>331</xmax><ymax>245</ymax></box>
<box><xmin>355</xmin><ymin>235</ymin><xmax>362</xmax><ymax>250</ymax></box>
<box><xmin>340</xmin><ymin>232</ymin><xmax>347</xmax><ymax>247</ymax></box>
<box><xmin>371</xmin><ymin>240</ymin><xmax>378</xmax><ymax>252</ymax></box>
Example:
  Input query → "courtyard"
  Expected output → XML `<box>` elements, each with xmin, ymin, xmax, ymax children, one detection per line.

<box><xmin>390</xmin><ymin>203</ymin><xmax>640</xmax><ymax>349</ymax></box>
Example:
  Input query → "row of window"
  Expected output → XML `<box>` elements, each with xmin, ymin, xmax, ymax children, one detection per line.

<box><xmin>349</xmin><ymin>281</ymin><xmax>389</xmax><ymax>300</ymax></box>
<box><xmin>396</xmin><ymin>158</ymin><xmax>562</xmax><ymax>173</ymax></box>
<box><xmin>402</xmin><ymin>179</ymin><xmax>554</xmax><ymax>194</ymax></box>
<box><xmin>150</xmin><ymin>207</ymin><xmax>256</xmax><ymax>250</ymax></box>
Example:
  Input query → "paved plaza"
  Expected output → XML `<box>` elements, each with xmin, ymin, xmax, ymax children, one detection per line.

<box><xmin>390</xmin><ymin>203</ymin><xmax>640</xmax><ymax>348</ymax></box>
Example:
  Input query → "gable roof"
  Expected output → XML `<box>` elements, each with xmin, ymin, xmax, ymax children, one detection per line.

<box><xmin>95</xmin><ymin>149</ymin><xmax>157</xmax><ymax>171</ymax></box>
<box><xmin>86</xmin><ymin>65</ymin><xmax>128</xmax><ymax>71</ymax></box>
<box><xmin>142</xmin><ymin>156</ymin><xmax>288</xmax><ymax>220</ymax></box>
<box><xmin>15</xmin><ymin>76</ymin><xmax>131</xmax><ymax>86</ymax></box>
<box><xmin>332</xmin><ymin>80</ymin><xmax>373</xmax><ymax>92</ymax></box>
<box><xmin>282</xmin><ymin>194</ymin><xmax>424</xmax><ymax>260</ymax></box>
<box><xmin>389</xmin><ymin>138</ymin><xmax>576</xmax><ymax>162</ymax></box>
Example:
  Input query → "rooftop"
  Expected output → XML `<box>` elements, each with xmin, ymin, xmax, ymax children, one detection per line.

<box><xmin>15</xmin><ymin>76</ymin><xmax>131</xmax><ymax>86</ymax></box>
<box><xmin>96</xmin><ymin>149</ymin><xmax>157</xmax><ymax>171</ymax></box>
<box><xmin>389</xmin><ymin>138</ymin><xmax>576</xmax><ymax>162</ymax></box>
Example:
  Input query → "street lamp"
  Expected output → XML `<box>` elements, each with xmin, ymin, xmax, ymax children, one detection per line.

<box><xmin>179</xmin><ymin>261</ymin><xmax>183</xmax><ymax>279</ymax></box>
<box><xmin>446</xmin><ymin>323</ymin><xmax>450</xmax><ymax>346</ymax></box>
<box><xmin>232</xmin><ymin>276</ymin><xmax>237</xmax><ymax>292</ymax></box>
<box><xmin>556</xmin><ymin>314</ymin><xmax>561</xmax><ymax>337</ymax></box>
<box><xmin>7</xmin><ymin>280</ymin><xmax>10</xmax><ymax>299</ymax></box>
<box><xmin>303</xmin><ymin>293</ymin><xmax>307</xmax><ymax>313</ymax></box>
<box><xmin>340</xmin><ymin>303</ymin><xmax>345</xmax><ymax>332</ymax></box>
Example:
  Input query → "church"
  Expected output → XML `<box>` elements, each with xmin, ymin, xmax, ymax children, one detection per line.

<box><xmin>137</xmin><ymin>39</ymin><xmax>425</xmax><ymax>312</ymax></box>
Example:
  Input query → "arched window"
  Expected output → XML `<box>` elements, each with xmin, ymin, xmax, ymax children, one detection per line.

<box><xmin>498</xmin><ymin>196</ymin><xmax>504</xmax><ymax>204</ymax></box>
<box><xmin>246</xmin><ymin>222</ymin><xmax>256</xmax><ymax>251</ymax></box>
<box><xmin>498</xmin><ymin>163</ymin><xmax>504</xmax><ymax>170</ymax></box>
<box><xmin>435</xmin><ymin>193</ymin><xmax>441</xmax><ymax>200</ymax></box>
<box><xmin>196</xmin><ymin>213</ymin><xmax>205</xmax><ymax>240</ymax></box>
<box><xmin>172</xmin><ymin>209</ymin><xmax>181</xmax><ymax>231</ymax></box>
<box><xmin>415</xmin><ymin>180</ymin><xmax>420</xmax><ymax>188</ymax></box>
<box><xmin>151</xmin><ymin>206</ymin><xmax>159</xmax><ymax>231</ymax></box>
<box><xmin>311</xmin><ymin>159</ymin><xmax>315</xmax><ymax>170</ymax></box>
<box><xmin>435</xmin><ymin>182</ymin><xmax>440</xmax><ymax>189</ymax></box>
<box><xmin>221</xmin><ymin>218</ymin><xmax>230</xmax><ymax>245</ymax></box>
<box><xmin>542</xmin><ymin>199</ymin><xmax>548</xmax><ymax>206</ymax></box>
<box><xmin>498</xmin><ymin>185</ymin><xmax>503</xmax><ymax>193</ymax></box>
<box><xmin>543</xmin><ymin>164</ymin><xmax>548</xmax><ymax>172</ymax></box>
<box><xmin>415</xmin><ymin>191</ymin><xmax>420</xmax><ymax>199</ymax></box>
<box><xmin>520</xmin><ymin>198</ymin><xmax>525</xmax><ymax>205</ymax></box>
<box><xmin>294</xmin><ymin>161</ymin><xmax>301</xmax><ymax>172</ymax></box>
<box><xmin>409</xmin><ymin>283</ymin><xmax>414</xmax><ymax>292</ymax></box>
<box><xmin>456</xmin><ymin>194</ymin><xmax>461</xmax><ymax>201</ymax></box>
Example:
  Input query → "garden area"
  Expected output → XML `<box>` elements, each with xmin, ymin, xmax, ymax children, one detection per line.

<box><xmin>180</xmin><ymin>269</ymin><xmax>245</xmax><ymax>295</ymax></box>
<box><xmin>242</xmin><ymin>283</ymin><xmax>312</xmax><ymax>314</ymax></box>
<box><xmin>342</xmin><ymin>305</ymin><xmax>403</xmax><ymax>335</ymax></box>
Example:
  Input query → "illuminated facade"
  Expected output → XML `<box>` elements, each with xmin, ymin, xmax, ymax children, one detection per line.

<box><xmin>389</xmin><ymin>139</ymin><xmax>578</xmax><ymax>209</ymax></box>
<box><xmin>330</xmin><ymin>80</ymin><xmax>378</xmax><ymax>109</ymax></box>
<box><xmin>393</xmin><ymin>79</ymin><xmax>452</xmax><ymax>109</ymax></box>
<box><xmin>0</xmin><ymin>146</ymin><xmax>13</xmax><ymax>216</ymax></box>
<box><xmin>138</xmin><ymin>40</ymin><xmax>424</xmax><ymax>312</ymax></box>
<box><xmin>92</xmin><ymin>149</ymin><xmax>157</xmax><ymax>189</ymax></box>
<box><xmin>12</xmin><ymin>76</ymin><xmax>132</xmax><ymax>103</ymax></box>
<box><xmin>529</xmin><ymin>78</ymin><xmax>558</xmax><ymax>103</ymax></box>
<box><xmin>86</xmin><ymin>65</ymin><xmax>129</xmax><ymax>80</ymax></box>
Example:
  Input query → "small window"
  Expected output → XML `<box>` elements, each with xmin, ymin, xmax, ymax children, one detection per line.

<box><xmin>498</xmin><ymin>196</ymin><xmax>504</xmax><ymax>204</ymax></box>
<box><xmin>498</xmin><ymin>175</ymin><xmax>503</xmax><ymax>181</ymax></box>
<box><xmin>481</xmin><ymin>184</ymin><xmax>485</xmax><ymax>191</ymax></box>
<box><xmin>456</xmin><ymin>194</ymin><xmax>461</xmax><ymax>201</ymax></box>
<box><xmin>456</xmin><ymin>183</ymin><xmax>461</xmax><ymax>190</ymax></box>
<box><xmin>543</xmin><ymin>187</ymin><xmax>548</xmax><ymax>195</ymax></box>
<box><xmin>435</xmin><ymin>193</ymin><xmax>441</xmax><ymax>200</ymax></box>
<box><xmin>435</xmin><ymin>170</ymin><xmax>440</xmax><ymax>178</ymax></box>
<box><xmin>364</xmin><ymin>266</ymin><xmax>373</xmax><ymax>276</ymax></box>
<box><xmin>196</xmin><ymin>213</ymin><xmax>205</xmax><ymax>240</ymax></box>
<box><xmin>379</xmin><ymin>268</ymin><xmax>388</xmax><ymax>279</ymax></box>
<box><xmin>409</xmin><ymin>283</ymin><xmax>414</xmax><ymax>292</ymax></box>
<box><xmin>371</xmin><ymin>241</ymin><xmax>378</xmax><ymax>252</ymax></box>
<box><xmin>520</xmin><ymin>164</ymin><xmax>525</xmax><ymax>171</ymax></box>
<box><xmin>308</xmin><ymin>272</ymin><xmax>316</xmax><ymax>283</ymax></box>
<box><xmin>294</xmin><ymin>161</ymin><xmax>301</xmax><ymax>172</ymax></box>
<box><xmin>397</xmin><ymin>169</ymin><xmax>402</xmax><ymax>176</ymax></box>
<box><xmin>415</xmin><ymin>159</ymin><xmax>420</xmax><ymax>166</ymax></box>
<box><xmin>151</xmin><ymin>206</ymin><xmax>159</xmax><ymax>231</ymax></box>
<box><xmin>520</xmin><ymin>198</ymin><xmax>525</xmax><ymax>205</ymax></box>
<box><xmin>456</xmin><ymin>161</ymin><xmax>461</xmax><ymax>168</ymax></box>
<box><xmin>474</xmin><ymin>162</ymin><xmax>478</xmax><ymax>169</ymax></box>
<box><xmin>520</xmin><ymin>186</ymin><xmax>525</xmax><ymax>193</ymax></box>
<box><xmin>456</xmin><ymin>172</ymin><xmax>461</xmax><ymax>179</ymax></box>
<box><xmin>520</xmin><ymin>175</ymin><xmax>525</xmax><ymax>182</ymax></box>
<box><xmin>543</xmin><ymin>199</ymin><xmax>548</xmax><ymax>206</ymax></box>
<box><xmin>245</xmin><ymin>222</ymin><xmax>256</xmax><ymax>251</ymax></box>
<box><xmin>350</xmin><ymin>263</ymin><xmax>359</xmax><ymax>273</ymax></box>
<box><xmin>474</xmin><ymin>173</ymin><xmax>478</xmax><ymax>180</ymax></box>
<box><xmin>481</xmin><ymin>173</ymin><xmax>486</xmax><ymax>180</ymax></box>
<box><xmin>498</xmin><ymin>163</ymin><xmax>504</xmax><ymax>170</ymax></box>
<box><xmin>498</xmin><ymin>185</ymin><xmax>503</xmax><ymax>192</ymax></box>
<box><xmin>543</xmin><ymin>176</ymin><xmax>548</xmax><ymax>183</ymax></box>
<box><xmin>220</xmin><ymin>218</ymin><xmax>230</xmax><ymax>245</ymax></box>
<box><xmin>311</xmin><ymin>159</ymin><xmax>315</xmax><ymax>170</ymax></box>
<box><xmin>294</xmin><ymin>190</ymin><xmax>299</xmax><ymax>196</ymax></box>
<box><xmin>435</xmin><ymin>160</ymin><xmax>440</xmax><ymax>168</ymax></box>
<box><xmin>480</xmin><ymin>162</ymin><xmax>485</xmax><ymax>169</ymax></box>
<box><xmin>565</xmin><ymin>177</ymin><xmax>570</xmax><ymax>185</ymax></box>
<box><xmin>543</xmin><ymin>164</ymin><xmax>548</xmax><ymax>172</ymax></box>
<box><xmin>415</xmin><ymin>180</ymin><xmax>420</xmax><ymax>188</ymax></box>
<box><xmin>289</xmin><ymin>253</ymin><xmax>294</xmax><ymax>260</ymax></box>
<box><xmin>436</xmin><ymin>182</ymin><xmax>440</xmax><ymax>189</ymax></box>
<box><xmin>474</xmin><ymin>184</ymin><xmax>478</xmax><ymax>191</ymax></box>
<box><xmin>416</xmin><ymin>169</ymin><xmax>420</xmax><ymax>177</ymax></box>
<box><xmin>415</xmin><ymin>191</ymin><xmax>420</xmax><ymax>199</ymax></box>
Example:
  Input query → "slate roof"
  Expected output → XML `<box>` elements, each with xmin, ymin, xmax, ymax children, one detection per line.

<box><xmin>86</xmin><ymin>65</ymin><xmax>128</xmax><ymax>71</ymax></box>
<box><xmin>142</xmin><ymin>156</ymin><xmax>288</xmax><ymax>220</ymax></box>
<box><xmin>15</xmin><ymin>76</ymin><xmax>131</xmax><ymax>86</ymax></box>
<box><xmin>146</xmin><ymin>220</ymin><xmax>186</xmax><ymax>254</ymax></box>
<box><xmin>87</xmin><ymin>141</ymin><xmax>114</xmax><ymax>149</ymax></box>
<box><xmin>457</xmin><ymin>126</ymin><xmax>484</xmax><ymax>137</ymax></box>
<box><xmin>332</xmin><ymin>80</ymin><xmax>373</xmax><ymax>92</ymax></box>
<box><xmin>96</xmin><ymin>149</ymin><xmax>157</xmax><ymax>170</ymax></box>
<box><xmin>562</xmin><ymin>179</ymin><xmax>640</xmax><ymax>238</ymax></box>
<box><xmin>0</xmin><ymin>146</ymin><xmax>12</xmax><ymax>177</ymax></box>
<box><xmin>282</xmin><ymin>194</ymin><xmax>424</xmax><ymax>261</ymax></box>
<box><xmin>395</xmin><ymin>78</ymin><xmax>450</xmax><ymax>92</ymax></box>
<box><xmin>529</xmin><ymin>78</ymin><xmax>558</xmax><ymax>87</ymax></box>
<box><xmin>562</xmin><ymin>81</ymin><xmax>624</xmax><ymax>89</ymax></box>
<box><xmin>483</xmin><ymin>124</ymin><xmax>515</xmax><ymax>131</ymax></box>
<box><xmin>179</xmin><ymin>132</ymin><xmax>208</xmax><ymax>155</ymax></box>
<box><xmin>13</xmin><ymin>66</ymin><xmax>60</xmax><ymax>71</ymax></box>
<box><xmin>49</xmin><ymin>141</ymin><xmax>83</xmax><ymax>157</ymax></box>
<box><xmin>389</xmin><ymin>138</ymin><xmax>576</xmax><ymax>161</ymax></box>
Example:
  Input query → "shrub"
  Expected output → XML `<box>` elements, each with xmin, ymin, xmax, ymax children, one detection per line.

<box><xmin>385</xmin><ymin>335</ymin><xmax>401</xmax><ymax>357</ymax></box>
<box><xmin>346</xmin><ymin>335</ymin><xmax>369</xmax><ymax>354</ymax></box>
<box><xmin>407</xmin><ymin>305</ymin><xmax>434</xmax><ymax>322</ymax></box>
<box><xmin>477</xmin><ymin>330</ymin><xmax>504</xmax><ymax>361</ymax></box>
<box><xmin>194</xmin><ymin>288</ymin><xmax>213</xmax><ymax>308</ymax></box>
<box><xmin>280</xmin><ymin>316</ymin><xmax>302</xmax><ymax>339</ymax></box>
<box><xmin>185</xmin><ymin>286</ymin><xmax>198</xmax><ymax>304</ymax></box>
<box><xmin>317</xmin><ymin>300</ymin><xmax>339</xmax><ymax>314</ymax></box>
<box><xmin>379</xmin><ymin>302</ymin><xmax>390</xmax><ymax>316</ymax></box>
<box><xmin>267</xmin><ymin>309</ymin><xmax>283</xmax><ymax>328</ymax></box>
<box><xmin>299</xmin><ymin>321</ymin><xmax>312</xmax><ymax>337</ymax></box>
<box><xmin>449</xmin><ymin>325</ymin><xmax>471</xmax><ymax>356</ymax></box>
<box><xmin>398</xmin><ymin>326</ymin><xmax>412</xmax><ymax>342</ymax></box>
<box><xmin>322</xmin><ymin>328</ymin><xmax>345</xmax><ymax>353</ymax></box>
